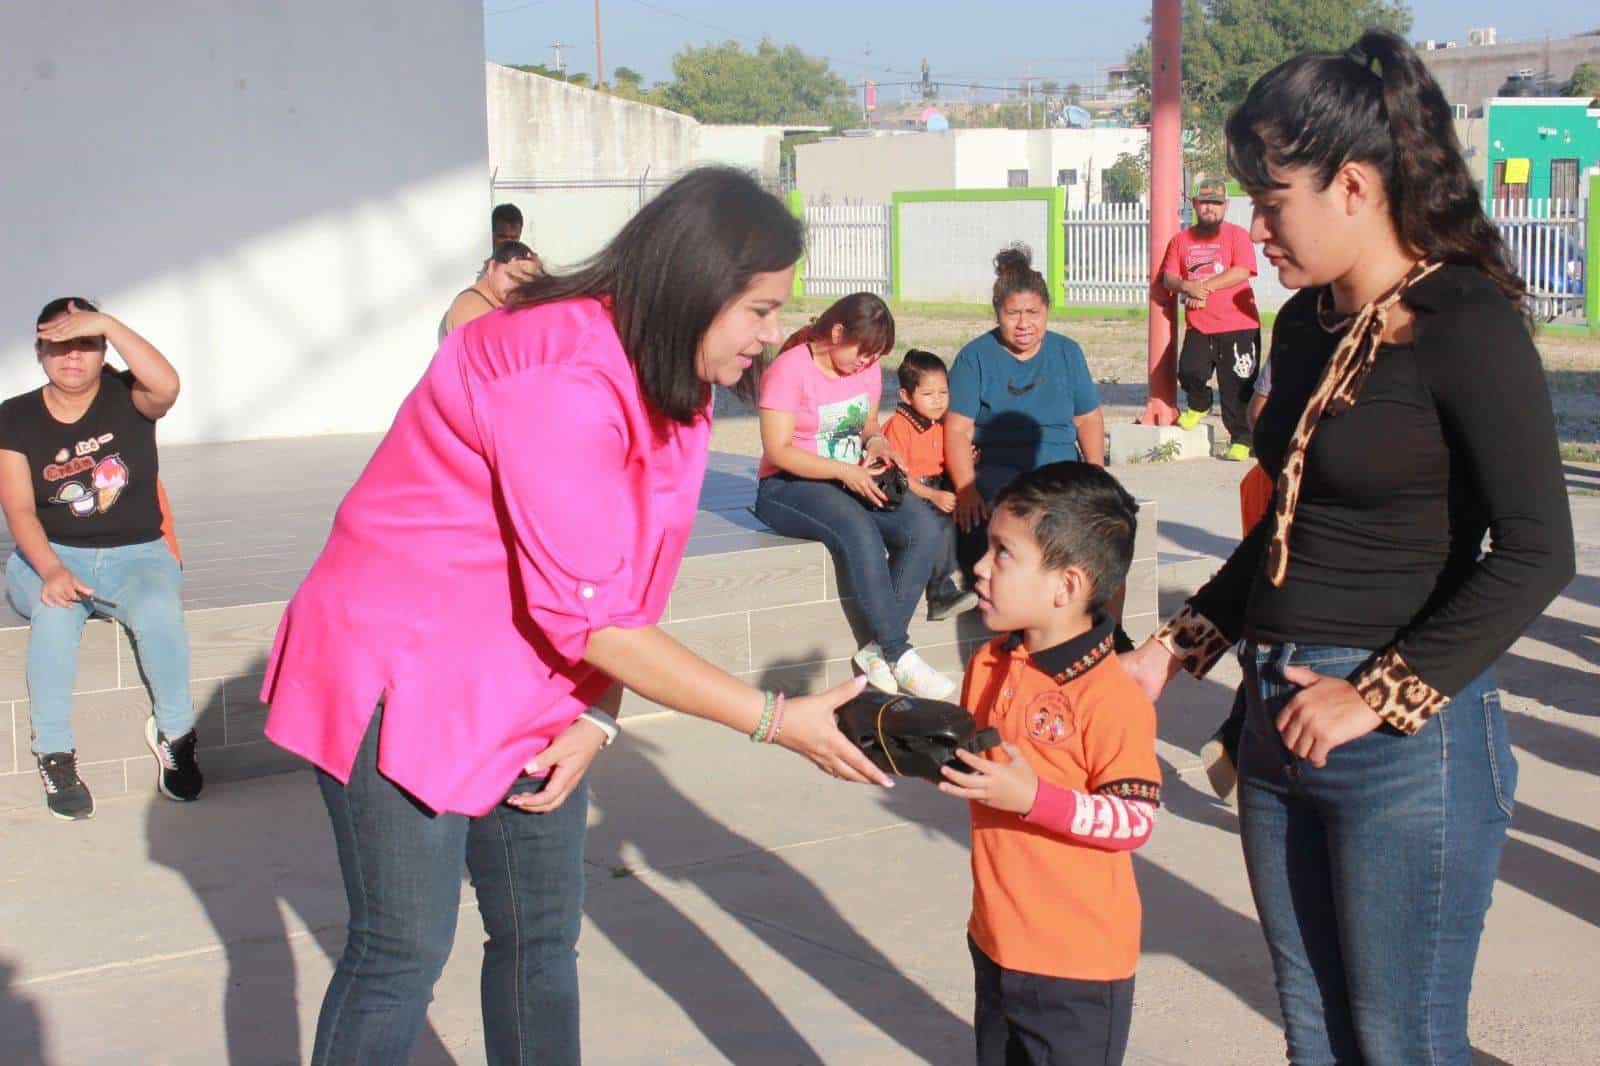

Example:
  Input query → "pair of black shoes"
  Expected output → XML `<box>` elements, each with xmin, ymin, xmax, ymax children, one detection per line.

<box><xmin>36</xmin><ymin>717</ymin><xmax>203</xmax><ymax>821</ymax></box>
<box><xmin>927</xmin><ymin>574</ymin><xmax>980</xmax><ymax>622</ymax></box>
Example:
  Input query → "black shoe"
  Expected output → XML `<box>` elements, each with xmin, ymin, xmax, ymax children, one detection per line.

<box><xmin>37</xmin><ymin>751</ymin><xmax>95</xmax><ymax>820</ymax></box>
<box><xmin>927</xmin><ymin>577</ymin><xmax>980</xmax><ymax>621</ymax></box>
<box><xmin>145</xmin><ymin>717</ymin><xmax>204</xmax><ymax>801</ymax></box>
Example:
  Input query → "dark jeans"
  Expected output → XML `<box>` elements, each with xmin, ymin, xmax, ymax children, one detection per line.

<box><xmin>313</xmin><ymin>705</ymin><xmax>589</xmax><ymax>1065</ymax></box>
<box><xmin>1178</xmin><ymin>326</ymin><xmax>1259</xmax><ymax>444</ymax></box>
<box><xmin>955</xmin><ymin>463</ymin><xmax>1027</xmax><ymax>578</ymax></box>
<box><xmin>1239</xmin><ymin>644</ymin><xmax>1515</xmax><ymax>1066</ymax></box>
<box><xmin>755</xmin><ymin>473</ymin><xmax>944</xmax><ymax>663</ymax></box>
<box><xmin>970</xmin><ymin>937</ymin><xmax>1134</xmax><ymax>1066</ymax></box>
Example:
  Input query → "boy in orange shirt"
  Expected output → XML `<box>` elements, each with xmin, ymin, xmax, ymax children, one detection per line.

<box><xmin>939</xmin><ymin>461</ymin><xmax>1159</xmax><ymax>1066</ymax></box>
<box><xmin>884</xmin><ymin>349</ymin><xmax>978</xmax><ymax>620</ymax></box>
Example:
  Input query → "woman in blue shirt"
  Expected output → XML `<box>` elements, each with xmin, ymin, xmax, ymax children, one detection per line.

<box><xmin>946</xmin><ymin>246</ymin><xmax>1104</xmax><ymax>563</ymax></box>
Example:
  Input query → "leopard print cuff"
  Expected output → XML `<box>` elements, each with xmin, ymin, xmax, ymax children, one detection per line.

<box><xmin>1153</xmin><ymin>605</ymin><xmax>1232</xmax><ymax>678</ymax></box>
<box><xmin>1351</xmin><ymin>649</ymin><xmax>1448</xmax><ymax>736</ymax></box>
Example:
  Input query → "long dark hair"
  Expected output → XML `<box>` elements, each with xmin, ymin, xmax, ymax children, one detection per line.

<box><xmin>991</xmin><ymin>244</ymin><xmax>1050</xmax><ymax>314</ymax></box>
<box><xmin>508</xmin><ymin>167</ymin><xmax>803</xmax><ymax>424</ymax></box>
<box><xmin>1225</xmin><ymin>29</ymin><xmax>1524</xmax><ymax>303</ymax></box>
<box><xmin>777</xmin><ymin>291</ymin><xmax>895</xmax><ymax>361</ymax></box>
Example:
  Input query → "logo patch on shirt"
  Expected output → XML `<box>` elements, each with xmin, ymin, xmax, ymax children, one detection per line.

<box><xmin>1026</xmin><ymin>690</ymin><xmax>1075</xmax><ymax>745</ymax></box>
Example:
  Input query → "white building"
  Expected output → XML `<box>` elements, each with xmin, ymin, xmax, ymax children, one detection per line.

<box><xmin>3</xmin><ymin>1</ymin><xmax>490</xmax><ymax>445</ymax></box>
<box><xmin>795</xmin><ymin>127</ymin><xmax>1149</xmax><ymax>206</ymax></box>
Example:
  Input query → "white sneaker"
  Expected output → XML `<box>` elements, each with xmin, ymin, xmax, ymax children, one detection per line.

<box><xmin>891</xmin><ymin>649</ymin><xmax>957</xmax><ymax>701</ymax></box>
<box><xmin>852</xmin><ymin>642</ymin><xmax>899</xmax><ymax>693</ymax></box>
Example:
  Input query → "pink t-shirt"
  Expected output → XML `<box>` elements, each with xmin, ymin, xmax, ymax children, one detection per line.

<box><xmin>1160</xmin><ymin>221</ymin><xmax>1261</xmax><ymax>335</ymax></box>
<box><xmin>756</xmin><ymin>343</ymin><xmax>882</xmax><ymax>478</ymax></box>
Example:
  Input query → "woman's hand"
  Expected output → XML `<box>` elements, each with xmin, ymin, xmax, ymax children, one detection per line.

<box><xmin>1276</xmin><ymin>665</ymin><xmax>1383</xmax><ymax>767</ymax></box>
<box><xmin>838</xmin><ymin>459</ymin><xmax>889</xmax><ymax>506</ymax></box>
<box><xmin>35</xmin><ymin>302</ymin><xmax>114</xmax><ymax>344</ymax></box>
<box><xmin>937</xmin><ymin>743</ymin><xmax>1037</xmax><ymax>814</ymax></box>
<box><xmin>954</xmin><ymin>483</ymin><xmax>989</xmax><ymax>533</ymax></box>
<box><xmin>864</xmin><ymin>434</ymin><xmax>905</xmax><ymax>471</ymax></box>
<box><xmin>1119</xmin><ymin>638</ymin><xmax>1183</xmax><ymax>704</ymax></box>
<box><xmin>776</xmin><ymin>675</ymin><xmax>895</xmax><ymax>787</ymax></box>
<box><xmin>39</xmin><ymin>566</ymin><xmax>93</xmax><ymax>609</ymax></box>
<box><xmin>504</xmin><ymin>716</ymin><xmax>608</xmax><ymax>813</ymax></box>
<box><xmin>929</xmin><ymin>489</ymin><xmax>957</xmax><ymax>515</ymax></box>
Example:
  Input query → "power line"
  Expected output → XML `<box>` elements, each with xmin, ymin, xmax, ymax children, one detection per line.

<box><xmin>624</xmin><ymin>0</ymin><xmax>764</xmax><ymax>46</ymax></box>
<box><xmin>484</xmin><ymin>0</ymin><xmax>563</xmax><ymax>16</ymax></box>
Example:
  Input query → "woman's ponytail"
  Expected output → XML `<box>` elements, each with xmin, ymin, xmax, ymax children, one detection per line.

<box><xmin>1359</xmin><ymin>30</ymin><xmax>1524</xmax><ymax>303</ymax></box>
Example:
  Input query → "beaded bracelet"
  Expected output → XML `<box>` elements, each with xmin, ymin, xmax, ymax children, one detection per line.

<box><xmin>765</xmin><ymin>692</ymin><xmax>787</xmax><ymax>743</ymax></box>
<box><xmin>750</xmin><ymin>690</ymin><xmax>776</xmax><ymax>743</ymax></box>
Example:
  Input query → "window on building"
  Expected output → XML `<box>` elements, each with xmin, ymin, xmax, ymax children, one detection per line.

<box><xmin>1007</xmin><ymin>169</ymin><xmax>1029</xmax><ymax>188</ymax></box>
<box><xmin>1057</xmin><ymin>168</ymin><xmax>1078</xmax><ymax>186</ymax></box>
<box><xmin>1491</xmin><ymin>159</ymin><xmax>1529</xmax><ymax>208</ymax></box>
<box><xmin>1551</xmin><ymin>158</ymin><xmax>1579</xmax><ymax>207</ymax></box>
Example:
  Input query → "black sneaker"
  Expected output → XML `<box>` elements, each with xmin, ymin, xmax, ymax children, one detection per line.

<box><xmin>927</xmin><ymin>581</ymin><xmax>980</xmax><ymax>621</ymax></box>
<box><xmin>37</xmin><ymin>751</ymin><xmax>95</xmax><ymax>820</ymax></box>
<box><xmin>144</xmin><ymin>717</ymin><xmax>204</xmax><ymax>802</ymax></box>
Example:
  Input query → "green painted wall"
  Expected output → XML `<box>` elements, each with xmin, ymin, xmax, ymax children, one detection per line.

<box><xmin>1486</xmin><ymin>100</ymin><xmax>1600</xmax><ymax>202</ymax></box>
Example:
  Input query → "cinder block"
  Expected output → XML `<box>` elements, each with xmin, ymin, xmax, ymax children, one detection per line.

<box><xmin>1123</xmin><ymin>556</ymin><xmax>1160</xmax><ymax>626</ymax></box>
<box><xmin>188</xmin><ymin>740</ymin><xmax>307</xmax><ymax>783</ymax></box>
<box><xmin>0</xmin><ymin>618</ymin><xmax>121</xmax><ymax>702</ymax></box>
<box><xmin>1133</xmin><ymin>497</ymin><xmax>1159</xmax><ymax>562</ymax></box>
<box><xmin>16</xmin><ymin>688</ymin><xmax>154</xmax><ymax>764</ymax></box>
<box><xmin>1108</xmin><ymin>422</ymin><xmax>1213</xmax><ymax>466</ymax></box>
<box><xmin>667</xmin><ymin>543</ymin><xmax>828</xmax><ymax>622</ymax></box>
<box><xmin>659</xmin><ymin>613</ymin><xmax>751</xmax><ymax>677</ymax></box>
<box><xmin>0</xmin><ymin>756</ymin><xmax>128</xmax><ymax>813</ymax></box>
<box><xmin>0</xmin><ymin>702</ymin><xmax>13</xmax><ymax>775</ymax></box>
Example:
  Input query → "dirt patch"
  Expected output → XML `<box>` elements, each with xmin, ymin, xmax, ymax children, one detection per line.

<box><xmin>711</xmin><ymin>305</ymin><xmax>1600</xmax><ymax>463</ymax></box>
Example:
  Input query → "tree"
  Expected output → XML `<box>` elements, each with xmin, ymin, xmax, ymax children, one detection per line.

<box><xmin>659</xmin><ymin>38</ymin><xmax>852</xmax><ymax>126</ymax></box>
<box><xmin>1103</xmin><ymin>153</ymin><xmax>1147</xmax><ymax>202</ymax></box>
<box><xmin>1064</xmin><ymin>82</ymin><xmax>1084</xmax><ymax>105</ymax></box>
<box><xmin>1567</xmin><ymin>61</ymin><xmax>1600</xmax><ymax>102</ymax></box>
<box><xmin>613</xmin><ymin>65</ymin><xmax>645</xmax><ymax>89</ymax></box>
<box><xmin>1125</xmin><ymin>0</ymin><xmax>1413</xmax><ymax>177</ymax></box>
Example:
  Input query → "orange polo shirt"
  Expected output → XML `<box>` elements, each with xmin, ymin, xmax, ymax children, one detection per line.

<box><xmin>882</xmin><ymin>404</ymin><xmax>947</xmax><ymax>483</ymax></box>
<box><xmin>963</xmin><ymin>617</ymin><xmax>1161</xmax><ymax>980</ymax></box>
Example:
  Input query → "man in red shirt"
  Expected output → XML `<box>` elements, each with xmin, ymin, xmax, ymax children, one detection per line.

<box><xmin>1159</xmin><ymin>177</ymin><xmax>1262</xmax><ymax>461</ymax></box>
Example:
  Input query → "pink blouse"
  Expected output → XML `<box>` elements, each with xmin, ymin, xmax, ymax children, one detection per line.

<box><xmin>261</xmin><ymin>297</ymin><xmax>711</xmax><ymax>816</ymax></box>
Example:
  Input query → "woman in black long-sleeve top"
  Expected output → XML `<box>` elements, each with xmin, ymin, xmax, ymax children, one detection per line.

<box><xmin>1122</xmin><ymin>30</ymin><xmax>1576</xmax><ymax>1066</ymax></box>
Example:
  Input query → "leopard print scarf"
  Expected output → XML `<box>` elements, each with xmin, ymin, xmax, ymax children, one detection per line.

<box><xmin>1265</xmin><ymin>259</ymin><xmax>1441</xmax><ymax>587</ymax></box>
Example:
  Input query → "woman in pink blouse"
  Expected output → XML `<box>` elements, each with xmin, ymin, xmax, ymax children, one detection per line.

<box><xmin>261</xmin><ymin>168</ymin><xmax>890</xmax><ymax>1065</ymax></box>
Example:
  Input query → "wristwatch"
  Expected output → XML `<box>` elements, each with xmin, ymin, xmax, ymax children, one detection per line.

<box><xmin>578</xmin><ymin>709</ymin><xmax>620</xmax><ymax>748</ymax></box>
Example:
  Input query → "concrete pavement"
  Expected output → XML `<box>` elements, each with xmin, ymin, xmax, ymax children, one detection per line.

<box><xmin>2</xmin><ymin>458</ymin><xmax>1596</xmax><ymax>1065</ymax></box>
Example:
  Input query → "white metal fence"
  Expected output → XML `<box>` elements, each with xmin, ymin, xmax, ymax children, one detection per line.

<box><xmin>797</xmin><ymin>195</ymin><xmax>1590</xmax><ymax>322</ymax></box>
<box><xmin>801</xmin><ymin>203</ymin><xmax>893</xmax><ymax>297</ymax></box>
<box><xmin>1490</xmin><ymin>198</ymin><xmax>1586</xmax><ymax>321</ymax></box>
<box><xmin>1063</xmin><ymin>202</ymin><xmax>1151</xmax><ymax>305</ymax></box>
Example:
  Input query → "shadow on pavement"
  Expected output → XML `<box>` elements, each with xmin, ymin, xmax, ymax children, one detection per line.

<box><xmin>0</xmin><ymin>958</ymin><xmax>47</xmax><ymax>1066</ymax></box>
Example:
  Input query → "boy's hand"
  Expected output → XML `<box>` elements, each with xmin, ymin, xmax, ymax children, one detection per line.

<box><xmin>938</xmin><ymin>744</ymin><xmax>1037</xmax><ymax>815</ymax></box>
<box><xmin>930</xmin><ymin>489</ymin><xmax>957</xmax><ymax>514</ymax></box>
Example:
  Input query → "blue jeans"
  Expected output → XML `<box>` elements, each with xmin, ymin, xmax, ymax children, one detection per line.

<box><xmin>313</xmin><ymin>704</ymin><xmax>588</xmax><ymax>1066</ymax></box>
<box><xmin>1238</xmin><ymin>643</ymin><xmax>1516</xmax><ymax>1066</ymax></box>
<box><xmin>755</xmin><ymin>473</ymin><xmax>944</xmax><ymax>663</ymax></box>
<box><xmin>6</xmin><ymin>541</ymin><xmax>192</xmax><ymax>754</ymax></box>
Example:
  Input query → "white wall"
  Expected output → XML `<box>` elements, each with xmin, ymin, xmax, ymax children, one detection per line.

<box><xmin>795</xmin><ymin>133</ymin><xmax>960</xmax><ymax>203</ymax></box>
<box><xmin>2</xmin><ymin>1</ymin><xmax>489</xmax><ymax>445</ymax></box>
<box><xmin>797</xmin><ymin>128</ymin><xmax>1149</xmax><ymax>206</ymax></box>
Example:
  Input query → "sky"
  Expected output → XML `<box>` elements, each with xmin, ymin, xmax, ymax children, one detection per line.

<box><xmin>482</xmin><ymin>0</ymin><xmax>1597</xmax><ymax>102</ymax></box>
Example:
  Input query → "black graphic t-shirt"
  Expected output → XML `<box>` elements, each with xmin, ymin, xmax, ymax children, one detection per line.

<box><xmin>0</xmin><ymin>369</ymin><xmax>163</xmax><ymax>548</ymax></box>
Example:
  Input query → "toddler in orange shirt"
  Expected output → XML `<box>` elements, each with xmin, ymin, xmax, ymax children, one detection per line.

<box><xmin>939</xmin><ymin>462</ymin><xmax>1159</xmax><ymax>1066</ymax></box>
<box><xmin>883</xmin><ymin>350</ymin><xmax>979</xmax><ymax>620</ymax></box>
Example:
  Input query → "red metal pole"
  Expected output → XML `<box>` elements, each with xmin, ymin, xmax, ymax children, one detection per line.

<box><xmin>1140</xmin><ymin>0</ymin><xmax>1182</xmax><ymax>425</ymax></box>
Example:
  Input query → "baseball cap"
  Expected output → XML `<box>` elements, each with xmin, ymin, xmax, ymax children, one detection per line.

<box><xmin>1192</xmin><ymin>177</ymin><xmax>1228</xmax><ymax>203</ymax></box>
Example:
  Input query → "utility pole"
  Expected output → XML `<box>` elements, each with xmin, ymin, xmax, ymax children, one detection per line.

<box><xmin>594</xmin><ymin>0</ymin><xmax>605</xmax><ymax>90</ymax></box>
<box><xmin>550</xmin><ymin>42</ymin><xmax>572</xmax><ymax>81</ymax></box>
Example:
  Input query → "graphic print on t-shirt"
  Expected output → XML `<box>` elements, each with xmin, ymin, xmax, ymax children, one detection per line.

<box><xmin>1184</xmin><ymin>243</ymin><xmax>1226</xmax><ymax>280</ymax></box>
<box><xmin>42</xmin><ymin>432</ymin><xmax>130</xmax><ymax>519</ymax></box>
<box><xmin>814</xmin><ymin>394</ymin><xmax>869</xmax><ymax>461</ymax></box>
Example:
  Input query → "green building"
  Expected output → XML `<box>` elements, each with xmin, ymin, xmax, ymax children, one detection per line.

<box><xmin>1486</xmin><ymin>97</ymin><xmax>1600</xmax><ymax>205</ymax></box>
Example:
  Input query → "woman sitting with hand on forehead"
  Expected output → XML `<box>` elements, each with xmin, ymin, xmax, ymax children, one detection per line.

<box><xmin>0</xmin><ymin>298</ymin><xmax>200</xmax><ymax>821</ymax></box>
